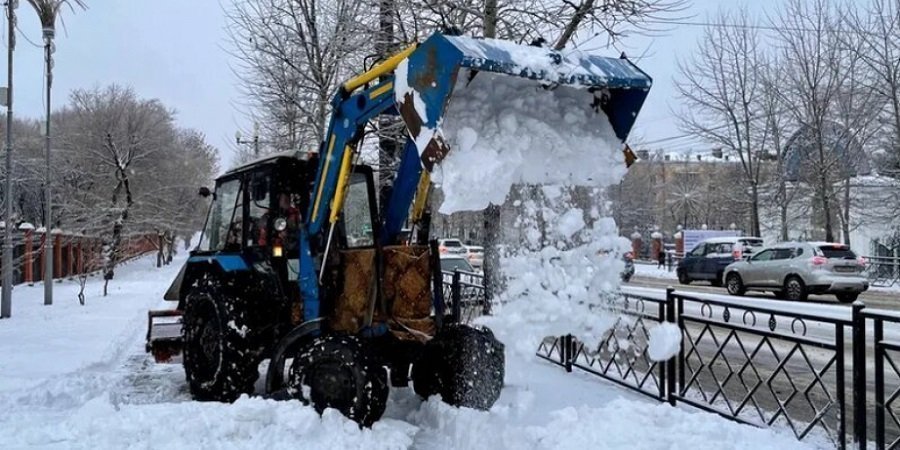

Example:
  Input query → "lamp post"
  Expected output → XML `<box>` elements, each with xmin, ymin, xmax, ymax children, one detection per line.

<box><xmin>41</xmin><ymin>24</ymin><xmax>54</xmax><ymax>305</ymax></box>
<box><xmin>235</xmin><ymin>122</ymin><xmax>273</xmax><ymax>157</ymax></box>
<box><xmin>26</xmin><ymin>0</ymin><xmax>86</xmax><ymax>306</ymax></box>
<box><xmin>1</xmin><ymin>0</ymin><xmax>16</xmax><ymax>319</ymax></box>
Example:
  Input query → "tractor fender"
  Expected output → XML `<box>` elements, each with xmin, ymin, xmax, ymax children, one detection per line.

<box><xmin>175</xmin><ymin>254</ymin><xmax>282</xmax><ymax>312</ymax></box>
<box><xmin>265</xmin><ymin>318</ymin><xmax>324</xmax><ymax>395</ymax></box>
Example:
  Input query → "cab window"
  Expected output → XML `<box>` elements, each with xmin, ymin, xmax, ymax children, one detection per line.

<box><xmin>248</xmin><ymin>172</ymin><xmax>272</xmax><ymax>247</ymax></box>
<box><xmin>200</xmin><ymin>178</ymin><xmax>243</xmax><ymax>252</ymax></box>
<box><xmin>342</xmin><ymin>174</ymin><xmax>373</xmax><ymax>248</ymax></box>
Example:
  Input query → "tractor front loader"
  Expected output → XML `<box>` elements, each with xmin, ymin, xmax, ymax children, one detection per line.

<box><xmin>145</xmin><ymin>33</ymin><xmax>651</xmax><ymax>426</ymax></box>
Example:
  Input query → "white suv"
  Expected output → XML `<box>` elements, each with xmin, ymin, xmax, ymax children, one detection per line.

<box><xmin>723</xmin><ymin>242</ymin><xmax>869</xmax><ymax>303</ymax></box>
<box><xmin>438</xmin><ymin>239</ymin><xmax>466</xmax><ymax>255</ymax></box>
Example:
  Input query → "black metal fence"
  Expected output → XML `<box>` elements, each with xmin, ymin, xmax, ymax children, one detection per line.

<box><xmin>532</xmin><ymin>287</ymin><xmax>900</xmax><ymax>450</ymax></box>
<box><xmin>864</xmin><ymin>308</ymin><xmax>900</xmax><ymax>450</ymax></box>
<box><xmin>441</xmin><ymin>270</ymin><xmax>490</xmax><ymax>324</ymax></box>
<box><xmin>537</xmin><ymin>293</ymin><xmax>675</xmax><ymax>402</ymax></box>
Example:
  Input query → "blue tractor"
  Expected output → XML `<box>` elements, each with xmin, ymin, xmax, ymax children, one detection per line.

<box><xmin>145</xmin><ymin>33</ymin><xmax>651</xmax><ymax>426</ymax></box>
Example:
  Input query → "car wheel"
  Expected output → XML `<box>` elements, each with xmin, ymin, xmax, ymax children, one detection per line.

<box><xmin>677</xmin><ymin>270</ymin><xmax>691</xmax><ymax>285</ymax></box>
<box><xmin>725</xmin><ymin>273</ymin><xmax>745</xmax><ymax>296</ymax></box>
<box><xmin>836</xmin><ymin>293</ymin><xmax>859</xmax><ymax>304</ymax></box>
<box><xmin>783</xmin><ymin>276</ymin><xmax>808</xmax><ymax>302</ymax></box>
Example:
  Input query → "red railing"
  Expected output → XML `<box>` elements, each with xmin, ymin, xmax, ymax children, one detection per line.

<box><xmin>2</xmin><ymin>227</ymin><xmax>159</xmax><ymax>285</ymax></box>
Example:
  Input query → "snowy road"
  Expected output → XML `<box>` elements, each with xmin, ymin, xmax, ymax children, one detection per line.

<box><xmin>0</xmin><ymin>254</ymin><xmax>824</xmax><ymax>449</ymax></box>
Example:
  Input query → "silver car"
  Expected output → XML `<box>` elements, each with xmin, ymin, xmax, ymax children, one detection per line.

<box><xmin>723</xmin><ymin>242</ymin><xmax>869</xmax><ymax>303</ymax></box>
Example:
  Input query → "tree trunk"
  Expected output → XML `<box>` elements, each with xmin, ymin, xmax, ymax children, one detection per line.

<box><xmin>483</xmin><ymin>0</ymin><xmax>498</xmax><ymax>38</ymax></box>
<box><xmin>480</xmin><ymin>0</ymin><xmax>503</xmax><ymax>304</ymax></box>
<box><xmin>749</xmin><ymin>183</ymin><xmax>761</xmax><ymax>237</ymax></box>
<box><xmin>842</xmin><ymin>177</ymin><xmax>851</xmax><ymax>245</ymax></box>
<box><xmin>553</xmin><ymin>0</ymin><xmax>596</xmax><ymax>50</ymax></box>
<box><xmin>103</xmin><ymin>163</ymin><xmax>134</xmax><ymax>296</ymax></box>
<box><xmin>482</xmin><ymin>204</ymin><xmax>502</xmax><ymax>310</ymax></box>
<box><xmin>376</xmin><ymin>0</ymin><xmax>399</xmax><ymax>221</ymax></box>
<box><xmin>820</xmin><ymin>175</ymin><xmax>834</xmax><ymax>242</ymax></box>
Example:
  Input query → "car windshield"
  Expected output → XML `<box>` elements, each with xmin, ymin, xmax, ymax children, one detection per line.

<box><xmin>441</xmin><ymin>258</ymin><xmax>474</xmax><ymax>272</ymax></box>
<box><xmin>818</xmin><ymin>245</ymin><xmax>857</xmax><ymax>259</ymax></box>
<box><xmin>443</xmin><ymin>240</ymin><xmax>463</xmax><ymax>247</ymax></box>
<box><xmin>740</xmin><ymin>239</ymin><xmax>763</xmax><ymax>247</ymax></box>
<box><xmin>707</xmin><ymin>242</ymin><xmax>733</xmax><ymax>254</ymax></box>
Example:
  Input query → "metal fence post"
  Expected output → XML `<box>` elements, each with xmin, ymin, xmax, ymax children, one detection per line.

<box><xmin>852</xmin><ymin>302</ymin><xmax>866</xmax><ymax>449</ymax></box>
<box><xmin>875</xmin><ymin>317</ymin><xmax>885</xmax><ymax>450</ymax></box>
<box><xmin>451</xmin><ymin>270</ymin><xmax>461</xmax><ymax>323</ymax></box>
<box><xmin>563</xmin><ymin>334</ymin><xmax>573</xmax><ymax>373</ymax></box>
<box><xmin>666</xmin><ymin>287</ymin><xmax>677</xmax><ymax>406</ymax></box>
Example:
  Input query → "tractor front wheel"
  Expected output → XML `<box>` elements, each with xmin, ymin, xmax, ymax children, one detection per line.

<box><xmin>182</xmin><ymin>284</ymin><xmax>260</xmax><ymax>402</ymax></box>
<box><xmin>288</xmin><ymin>334</ymin><xmax>388</xmax><ymax>427</ymax></box>
<box><xmin>412</xmin><ymin>324</ymin><xmax>505</xmax><ymax>410</ymax></box>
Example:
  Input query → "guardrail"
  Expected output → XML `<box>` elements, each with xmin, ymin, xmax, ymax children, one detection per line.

<box><xmin>864</xmin><ymin>256</ymin><xmax>900</xmax><ymax>288</ymax></box>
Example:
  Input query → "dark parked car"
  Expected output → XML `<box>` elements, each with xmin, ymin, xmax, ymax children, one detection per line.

<box><xmin>677</xmin><ymin>237</ymin><xmax>764</xmax><ymax>286</ymax></box>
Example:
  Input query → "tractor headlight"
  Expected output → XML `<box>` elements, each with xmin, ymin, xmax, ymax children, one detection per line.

<box><xmin>274</xmin><ymin>217</ymin><xmax>287</xmax><ymax>231</ymax></box>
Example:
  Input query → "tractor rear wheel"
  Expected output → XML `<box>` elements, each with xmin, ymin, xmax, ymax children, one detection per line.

<box><xmin>412</xmin><ymin>324</ymin><xmax>505</xmax><ymax>410</ymax></box>
<box><xmin>182</xmin><ymin>284</ymin><xmax>259</xmax><ymax>402</ymax></box>
<box><xmin>288</xmin><ymin>334</ymin><xmax>388</xmax><ymax>427</ymax></box>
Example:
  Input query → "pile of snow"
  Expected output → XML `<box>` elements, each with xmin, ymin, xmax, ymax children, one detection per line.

<box><xmin>432</xmin><ymin>70</ymin><xmax>626</xmax><ymax>214</ymax></box>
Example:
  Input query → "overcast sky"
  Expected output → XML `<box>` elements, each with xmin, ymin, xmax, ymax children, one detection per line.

<box><xmin>5</xmin><ymin>0</ymin><xmax>787</xmax><ymax>172</ymax></box>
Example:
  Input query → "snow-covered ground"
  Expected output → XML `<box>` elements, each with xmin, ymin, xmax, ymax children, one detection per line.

<box><xmin>0</xmin><ymin>253</ymin><xmax>822</xmax><ymax>449</ymax></box>
<box><xmin>633</xmin><ymin>263</ymin><xmax>678</xmax><ymax>280</ymax></box>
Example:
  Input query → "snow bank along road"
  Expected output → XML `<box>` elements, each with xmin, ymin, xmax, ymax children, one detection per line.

<box><xmin>0</xmin><ymin>254</ymin><xmax>825</xmax><ymax>449</ymax></box>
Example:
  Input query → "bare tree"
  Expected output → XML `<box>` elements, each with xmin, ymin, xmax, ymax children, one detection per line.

<box><xmin>757</xmin><ymin>54</ymin><xmax>799</xmax><ymax>242</ymax></box>
<box><xmin>675</xmin><ymin>8</ymin><xmax>766</xmax><ymax>236</ymax></box>
<box><xmin>61</xmin><ymin>85</ymin><xmax>178</xmax><ymax>295</ymax></box>
<box><xmin>844</xmin><ymin>0</ymin><xmax>900</xmax><ymax>177</ymax></box>
<box><xmin>226</xmin><ymin>0</ymin><xmax>368</xmax><ymax>163</ymax></box>
<box><xmin>772</xmin><ymin>0</ymin><xmax>856</xmax><ymax>243</ymax></box>
<box><xmin>550</xmin><ymin>0</ymin><xmax>689</xmax><ymax>50</ymax></box>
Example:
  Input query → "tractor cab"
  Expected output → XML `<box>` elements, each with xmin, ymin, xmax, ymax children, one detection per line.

<box><xmin>149</xmin><ymin>151</ymin><xmax>383</xmax><ymax>361</ymax></box>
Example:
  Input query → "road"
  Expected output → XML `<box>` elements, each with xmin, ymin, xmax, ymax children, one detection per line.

<box><xmin>628</xmin><ymin>274</ymin><xmax>900</xmax><ymax>309</ymax></box>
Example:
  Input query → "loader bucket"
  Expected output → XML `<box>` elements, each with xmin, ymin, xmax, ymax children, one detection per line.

<box><xmin>394</xmin><ymin>34</ymin><xmax>652</xmax><ymax>172</ymax></box>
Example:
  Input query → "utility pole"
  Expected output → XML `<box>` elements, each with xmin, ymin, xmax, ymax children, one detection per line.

<box><xmin>41</xmin><ymin>20</ymin><xmax>53</xmax><ymax>305</ymax></box>
<box><xmin>1</xmin><ymin>0</ymin><xmax>17</xmax><ymax>319</ymax></box>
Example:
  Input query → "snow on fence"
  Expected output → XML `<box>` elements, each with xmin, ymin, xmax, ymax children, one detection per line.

<box><xmin>530</xmin><ymin>287</ymin><xmax>900</xmax><ymax>449</ymax></box>
<box><xmin>0</xmin><ymin>226</ymin><xmax>159</xmax><ymax>286</ymax></box>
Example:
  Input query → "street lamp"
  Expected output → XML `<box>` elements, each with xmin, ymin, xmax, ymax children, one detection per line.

<box><xmin>235</xmin><ymin>122</ymin><xmax>274</xmax><ymax>157</ymax></box>
<box><xmin>27</xmin><ymin>0</ymin><xmax>87</xmax><ymax>307</ymax></box>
